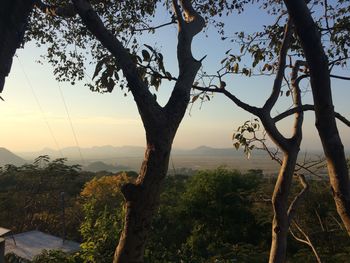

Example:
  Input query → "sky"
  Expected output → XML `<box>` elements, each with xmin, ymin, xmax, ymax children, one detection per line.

<box><xmin>1</xmin><ymin>2</ymin><xmax>349</xmax><ymax>153</ymax></box>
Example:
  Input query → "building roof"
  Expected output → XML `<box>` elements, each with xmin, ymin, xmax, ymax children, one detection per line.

<box><xmin>5</xmin><ymin>230</ymin><xmax>80</xmax><ymax>261</ymax></box>
<box><xmin>0</xmin><ymin>227</ymin><xmax>11</xmax><ymax>237</ymax></box>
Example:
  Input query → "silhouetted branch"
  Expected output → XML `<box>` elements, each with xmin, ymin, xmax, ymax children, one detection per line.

<box><xmin>274</xmin><ymin>105</ymin><xmax>350</xmax><ymax>127</ymax></box>
<box><xmin>264</xmin><ymin>18</ymin><xmax>293</xmax><ymax>110</ymax></box>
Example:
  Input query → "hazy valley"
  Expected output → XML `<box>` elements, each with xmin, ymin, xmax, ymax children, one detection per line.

<box><xmin>1</xmin><ymin>145</ymin><xmax>333</xmax><ymax>176</ymax></box>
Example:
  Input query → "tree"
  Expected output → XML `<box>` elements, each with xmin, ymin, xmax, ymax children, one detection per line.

<box><xmin>0</xmin><ymin>0</ymin><xmax>34</xmax><ymax>93</ymax></box>
<box><xmin>14</xmin><ymin>0</ymin><xmax>206</xmax><ymax>261</ymax></box>
<box><xmin>3</xmin><ymin>0</ymin><xmax>349</xmax><ymax>261</ymax></box>
<box><xmin>192</xmin><ymin>16</ymin><xmax>310</xmax><ymax>262</ymax></box>
<box><xmin>79</xmin><ymin>173</ymin><xmax>133</xmax><ymax>263</ymax></box>
<box><xmin>187</xmin><ymin>1</ymin><xmax>350</xmax><ymax>261</ymax></box>
<box><xmin>283</xmin><ymin>0</ymin><xmax>350</xmax><ymax>236</ymax></box>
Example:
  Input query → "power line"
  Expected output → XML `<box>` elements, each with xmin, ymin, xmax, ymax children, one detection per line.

<box><xmin>56</xmin><ymin>81</ymin><xmax>86</xmax><ymax>164</ymax></box>
<box><xmin>16</xmin><ymin>56</ymin><xmax>64</xmax><ymax>158</ymax></box>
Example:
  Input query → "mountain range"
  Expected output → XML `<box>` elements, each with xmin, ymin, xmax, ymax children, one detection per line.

<box><xmin>0</xmin><ymin>146</ymin><xmax>331</xmax><ymax>174</ymax></box>
<box><xmin>16</xmin><ymin>145</ymin><xmax>251</xmax><ymax>161</ymax></box>
<box><xmin>0</xmin><ymin>147</ymin><xmax>26</xmax><ymax>166</ymax></box>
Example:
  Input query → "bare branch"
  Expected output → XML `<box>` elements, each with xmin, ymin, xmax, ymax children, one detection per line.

<box><xmin>133</xmin><ymin>20</ymin><xmax>176</xmax><ymax>32</ymax></box>
<box><xmin>193</xmin><ymin>85</ymin><xmax>261</xmax><ymax>116</ymax></box>
<box><xmin>314</xmin><ymin>209</ymin><xmax>325</xmax><ymax>232</ymax></box>
<box><xmin>264</xmin><ymin>18</ymin><xmax>293</xmax><ymax>110</ymax></box>
<box><xmin>288</xmin><ymin>174</ymin><xmax>309</xmax><ymax>222</ymax></box>
<box><xmin>290</xmin><ymin>220</ymin><xmax>322</xmax><ymax>263</ymax></box>
<box><xmin>330</xmin><ymin>74</ymin><xmax>350</xmax><ymax>81</ymax></box>
<box><xmin>291</xmin><ymin>60</ymin><xmax>307</xmax><ymax>140</ymax></box>
<box><xmin>274</xmin><ymin>105</ymin><xmax>350</xmax><ymax>127</ymax></box>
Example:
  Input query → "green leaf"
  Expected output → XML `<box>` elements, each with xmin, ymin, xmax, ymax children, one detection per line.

<box><xmin>220</xmin><ymin>57</ymin><xmax>228</xmax><ymax>64</ymax></box>
<box><xmin>192</xmin><ymin>95</ymin><xmax>199</xmax><ymax>103</ymax></box>
<box><xmin>144</xmin><ymin>44</ymin><xmax>155</xmax><ymax>53</ymax></box>
<box><xmin>93</xmin><ymin>58</ymin><xmax>106</xmax><ymax>80</ymax></box>
<box><xmin>220</xmin><ymin>81</ymin><xmax>226</xmax><ymax>89</ymax></box>
<box><xmin>142</xmin><ymin>49</ymin><xmax>151</xmax><ymax>62</ymax></box>
<box><xmin>233</xmin><ymin>63</ymin><xmax>239</xmax><ymax>73</ymax></box>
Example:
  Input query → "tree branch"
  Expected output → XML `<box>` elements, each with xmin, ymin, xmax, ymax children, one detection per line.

<box><xmin>290</xmin><ymin>220</ymin><xmax>322</xmax><ymax>263</ymax></box>
<box><xmin>71</xmin><ymin>0</ymin><xmax>162</xmax><ymax>127</ymax></box>
<box><xmin>288</xmin><ymin>174</ymin><xmax>309</xmax><ymax>222</ymax></box>
<box><xmin>291</xmin><ymin>60</ymin><xmax>307</xmax><ymax>141</ymax></box>
<box><xmin>264</xmin><ymin>18</ymin><xmax>293</xmax><ymax>110</ymax></box>
<box><xmin>274</xmin><ymin>105</ymin><xmax>350</xmax><ymax>127</ymax></box>
<box><xmin>164</xmin><ymin>0</ymin><xmax>205</xmax><ymax>127</ymax></box>
<box><xmin>330</xmin><ymin>74</ymin><xmax>350</xmax><ymax>81</ymax></box>
<box><xmin>193</xmin><ymin>86</ymin><xmax>261</xmax><ymax>116</ymax></box>
<box><xmin>132</xmin><ymin>20</ymin><xmax>176</xmax><ymax>32</ymax></box>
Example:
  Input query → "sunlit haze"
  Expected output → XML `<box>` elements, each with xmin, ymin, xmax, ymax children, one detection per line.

<box><xmin>1</xmin><ymin>4</ymin><xmax>349</xmax><ymax>153</ymax></box>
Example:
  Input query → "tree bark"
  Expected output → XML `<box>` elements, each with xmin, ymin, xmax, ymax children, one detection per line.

<box><xmin>114</xmin><ymin>138</ymin><xmax>172</xmax><ymax>262</ymax></box>
<box><xmin>283</xmin><ymin>0</ymin><xmax>350</xmax><ymax>235</ymax></box>
<box><xmin>269</xmin><ymin>149</ymin><xmax>299</xmax><ymax>263</ymax></box>
<box><xmin>0</xmin><ymin>0</ymin><xmax>34</xmax><ymax>92</ymax></box>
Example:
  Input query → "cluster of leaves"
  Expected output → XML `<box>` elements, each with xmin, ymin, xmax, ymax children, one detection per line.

<box><xmin>133</xmin><ymin>44</ymin><xmax>174</xmax><ymax>95</ymax></box>
<box><xmin>320</xmin><ymin>0</ymin><xmax>350</xmax><ymax>66</ymax></box>
<box><xmin>25</xmin><ymin>0</ymin><xmax>266</xmax><ymax>97</ymax></box>
<box><xmin>26</xmin><ymin>0</ymin><xmax>159</xmax><ymax>92</ymax></box>
<box><xmin>196</xmin><ymin>0</ymin><xmax>350</xmax><ymax>104</ymax></box>
<box><xmin>232</xmin><ymin>119</ymin><xmax>263</xmax><ymax>158</ymax></box>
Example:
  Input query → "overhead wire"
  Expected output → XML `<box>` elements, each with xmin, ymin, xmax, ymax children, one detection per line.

<box><xmin>16</xmin><ymin>56</ymin><xmax>64</xmax><ymax>158</ymax></box>
<box><xmin>56</xmin><ymin>81</ymin><xmax>86</xmax><ymax>164</ymax></box>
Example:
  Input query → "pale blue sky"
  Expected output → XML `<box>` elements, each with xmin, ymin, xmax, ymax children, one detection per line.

<box><xmin>1</xmin><ymin>3</ymin><xmax>349</xmax><ymax>152</ymax></box>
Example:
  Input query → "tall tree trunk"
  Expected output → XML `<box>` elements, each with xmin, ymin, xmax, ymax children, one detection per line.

<box><xmin>283</xmin><ymin>0</ymin><xmax>350</xmax><ymax>235</ymax></box>
<box><xmin>269</xmin><ymin>149</ymin><xmax>299</xmax><ymax>263</ymax></box>
<box><xmin>0</xmin><ymin>0</ymin><xmax>34</xmax><ymax>92</ymax></box>
<box><xmin>72</xmin><ymin>1</ymin><xmax>205</xmax><ymax>261</ymax></box>
<box><xmin>114</xmin><ymin>137</ymin><xmax>172</xmax><ymax>262</ymax></box>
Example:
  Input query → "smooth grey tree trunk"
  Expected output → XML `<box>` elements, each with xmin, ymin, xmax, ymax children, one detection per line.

<box><xmin>269</xmin><ymin>150</ymin><xmax>299</xmax><ymax>263</ymax></box>
<box><xmin>284</xmin><ymin>0</ymin><xmax>350</xmax><ymax>235</ymax></box>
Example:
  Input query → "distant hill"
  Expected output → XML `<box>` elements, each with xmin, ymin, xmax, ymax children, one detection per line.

<box><xmin>0</xmin><ymin>147</ymin><xmax>26</xmax><ymax>166</ymax></box>
<box><xmin>18</xmin><ymin>145</ymin><xmax>146</xmax><ymax>160</ymax></box>
<box><xmin>174</xmin><ymin>145</ymin><xmax>242</xmax><ymax>156</ymax></box>
<box><xmin>17</xmin><ymin>145</ymin><xmax>246</xmax><ymax>160</ymax></box>
<box><xmin>16</xmin><ymin>145</ymin><xmax>304</xmax><ymax>160</ymax></box>
<box><xmin>84</xmin><ymin>161</ymin><xmax>129</xmax><ymax>173</ymax></box>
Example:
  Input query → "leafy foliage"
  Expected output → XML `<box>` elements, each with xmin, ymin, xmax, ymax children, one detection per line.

<box><xmin>2</xmin><ymin>162</ymin><xmax>350</xmax><ymax>262</ymax></box>
<box><xmin>78</xmin><ymin>173</ymin><xmax>133</xmax><ymax>263</ymax></box>
<box><xmin>32</xmin><ymin>250</ymin><xmax>75</xmax><ymax>263</ymax></box>
<box><xmin>145</xmin><ymin>168</ymin><xmax>269</xmax><ymax>262</ymax></box>
<box><xmin>0</xmin><ymin>156</ymin><xmax>88</xmax><ymax>239</ymax></box>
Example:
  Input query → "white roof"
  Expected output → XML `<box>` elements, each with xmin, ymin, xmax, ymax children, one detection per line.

<box><xmin>0</xmin><ymin>227</ymin><xmax>11</xmax><ymax>237</ymax></box>
<box><xmin>5</xmin><ymin>230</ymin><xmax>80</xmax><ymax>261</ymax></box>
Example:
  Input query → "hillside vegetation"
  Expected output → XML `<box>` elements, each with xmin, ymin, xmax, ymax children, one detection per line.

<box><xmin>1</xmin><ymin>158</ymin><xmax>349</xmax><ymax>262</ymax></box>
